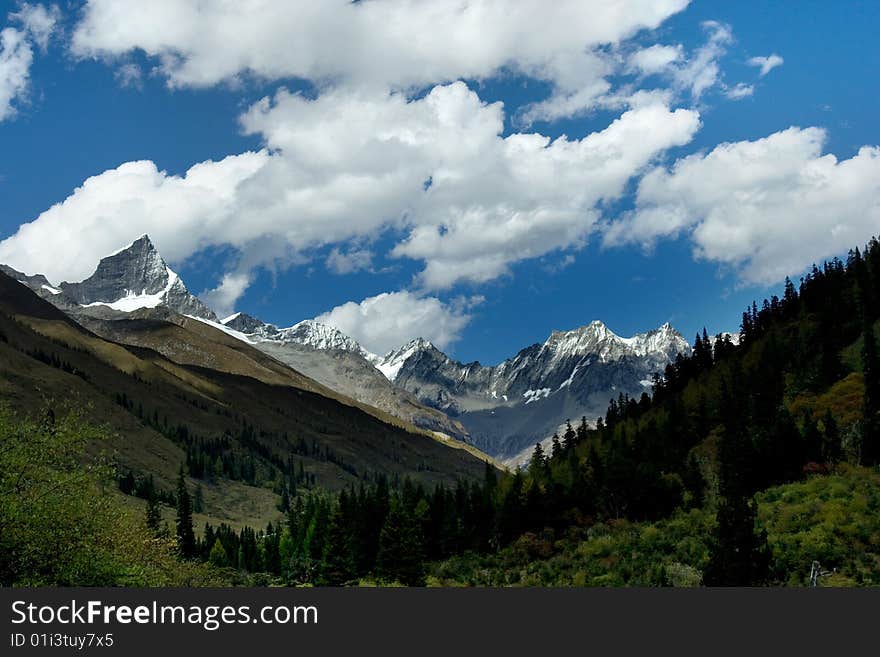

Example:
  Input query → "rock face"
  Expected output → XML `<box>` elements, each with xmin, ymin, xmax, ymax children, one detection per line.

<box><xmin>57</xmin><ymin>235</ymin><xmax>216</xmax><ymax>320</ymax></box>
<box><xmin>222</xmin><ymin>312</ymin><xmax>272</xmax><ymax>335</ymax></box>
<box><xmin>219</xmin><ymin>314</ymin><xmax>471</xmax><ymax>442</ymax></box>
<box><xmin>373</xmin><ymin>321</ymin><xmax>691</xmax><ymax>460</ymax></box>
<box><xmin>1</xmin><ymin>234</ymin><xmax>693</xmax><ymax>462</ymax></box>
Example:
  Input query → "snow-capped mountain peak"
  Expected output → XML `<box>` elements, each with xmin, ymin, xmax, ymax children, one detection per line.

<box><xmin>276</xmin><ymin>319</ymin><xmax>369</xmax><ymax>355</ymax></box>
<box><xmin>373</xmin><ymin>337</ymin><xmax>436</xmax><ymax>381</ymax></box>
<box><xmin>221</xmin><ymin>311</ymin><xmax>276</xmax><ymax>335</ymax></box>
<box><xmin>622</xmin><ymin>322</ymin><xmax>690</xmax><ymax>359</ymax></box>
<box><xmin>542</xmin><ymin>320</ymin><xmax>623</xmax><ymax>361</ymax></box>
<box><xmin>42</xmin><ymin>234</ymin><xmax>217</xmax><ymax>320</ymax></box>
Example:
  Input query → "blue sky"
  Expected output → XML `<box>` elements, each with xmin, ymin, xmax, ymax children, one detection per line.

<box><xmin>0</xmin><ymin>1</ymin><xmax>878</xmax><ymax>362</ymax></box>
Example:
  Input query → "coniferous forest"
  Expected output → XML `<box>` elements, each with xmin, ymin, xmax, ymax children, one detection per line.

<box><xmin>3</xmin><ymin>239</ymin><xmax>880</xmax><ymax>586</ymax></box>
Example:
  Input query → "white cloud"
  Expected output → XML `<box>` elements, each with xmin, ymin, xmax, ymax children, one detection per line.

<box><xmin>0</xmin><ymin>4</ymin><xmax>58</xmax><ymax>121</ymax></box>
<box><xmin>673</xmin><ymin>20</ymin><xmax>733</xmax><ymax>99</ymax></box>
<box><xmin>71</xmin><ymin>0</ymin><xmax>690</xmax><ymax>92</ymax></box>
<box><xmin>392</xmin><ymin>97</ymin><xmax>701</xmax><ymax>289</ymax></box>
<box><xmin>725</xmin><ymin>82</ymin><xmax>754</xmax><ymax>100</ymax></box>
<box><xmin>315</xmin><ymin>290</ymin><xmax>475</xmax><ymax>354</ymax></box>
<box><xmin>0</xmin><ymin>152</ymin><xmax>270</xmax><ymax>282</ymax></box>
<box><xmin>1</xmin><ymin>82</ymin><xmax>700</xmax><ymax>295</ymax></box>
<box><xmin>748</xmin><ymin>53</ymin><xmax>783</xmax><ymax>77</ymax></box>
<box><xmin>628</xmin><ymin>44</ymin><xmax>684</xmax><ymax>76</ymax></box>
<box><xmin>114</xmin><ymin>62</ymin><xmax>143</xmax><ymax>88</ymax></box>
<box><xmin>514</xmin><ymin>20</ymin><xmax>737</xmax><ymax>125</ymax></box>
<box><xmin>604</xmin><ymin>127</ymin><xmax>880</xmax><ymax>285</ymax></box>
<box><xmin>0</xmin><ymin>26</ymin><xmax>32</xmax><ymax>120</ymax></box>
<box><xmin>200</xmin><ymin>271</ymin><xmax>253</xmax><ymax>318</ymax></box>
<box><xmin>11</xmin><ymin>4</ymin><xmax>59</xmax><ymax>51</ymax></box>
<box><xmin>326</xmin><ymin>247</ymin><xmax>374</xmax><ymax>275</ymax></box>
<box><xmin>72</xmin><ymin>0</ymin><xmax>698</xmax><ymax>126</ymax></box>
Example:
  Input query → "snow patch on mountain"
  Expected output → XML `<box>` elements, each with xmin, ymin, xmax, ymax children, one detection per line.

<box><xmin>277</xmin><ymin>319</ymin><xmax>369</xmax><ymax>355</ymax></box>
<box><xmin>186</xmin><ymin>314</ymin><xmax>253</xmax><ymax>343</ymax></box>
<box><xmin>523</xmin><ymin>388</ymin><xmax>551</xmax><ymax>404</ymax></box>
<box><xmin>374</xmin><ymin>338</ymin><xmax>434</xmax><ymax>381</ymax></box>
<box><xmin>82</xmin><ymin>266</ymin><xmax>181</xmax><ymax>313</ymax></box>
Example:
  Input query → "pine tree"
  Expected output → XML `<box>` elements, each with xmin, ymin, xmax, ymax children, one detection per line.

<box><xmin>704</xmin><ymin>494</ymin><xmax>771</xmax><ymax>586</ymax></box>
<box><xmin>193</xmin><ymin>483</ymin><xmax>204</xmax><ymax>513</ymax></box>
<box><xmin>279</xmin><ymin>485</ymin><xmax>291</xmax><ymax>512</ymax></box>
<box><xmin>208</xmin><ymin>538</ymin><xmax>229</xmax><ymax>568</ymax></box>
<box><xmin>562</xmin><ymin>421</ymin><xmax>576</xmax><ymax>452</ymax></box>
<box><xmin>376</xmin><ymin>497</ymin><xmax>425</xmax><ymax>586</ymax></box>
<box><xmin>821</xmin><ymin>410</ymin><xmax>841</xmax><ymax>463</ymax></box>
<box><xmin>705</xmin><ymin>383</ymin><xmax>770</xmax><ymax>586</ymax></box>
<box><xmin>530</xmin><ymin>442</ymin><xmax>546</xmax><ymax>472</ymax></box>
<box><xmin>550</xmin><ymin>433</ymin><xmax>562</xmax><ymax>462</ymax></box>
<box><xmin>145</xmin><ymin>490</ymin><xmax>162</xmax><ymax>536</ymax></box>
<box><xmin>175</xmin><ymin>466</ymin><xmax>196</xmax><ymax>559</ymax></box>
<box><xmin>320</xmin><ymin>505</ymin><xmax>354</xmax><ymax>586</ymax></box>
<box><xmin>862</xmin><ymin>320</ymin><xmax>880</xmax><ymax>465</ymax></box>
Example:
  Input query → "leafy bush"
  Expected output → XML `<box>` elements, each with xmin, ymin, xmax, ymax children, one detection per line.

<box><xmin>0</xmin><ymin>406</ymin><xmax>223</xmax><ymax>586</ymax></box>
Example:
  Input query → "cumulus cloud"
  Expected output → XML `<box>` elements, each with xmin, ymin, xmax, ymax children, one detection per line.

<box><xmin>71</xmin><ymin>0</ymin><xmax>690</xmax><ymax>91</ymax></box>
<box><xmin>200</xmin><ymin>271</ymin><xmax>253</xmax><ymax>319</ymax></box>
<box><xmin>516</xmin><ymin>20</ymin><xmax>738</xmax><ymax>125</ymax></box>
<box><xmin>394</xmin><ymin>98</ymin><xmax>700</xmax><ymax>288</ymax></box>
<box><xmin>748</xmin><ymin>53</ymin><xmax>784</xmax><ymax>77</ymax></box>
<box><xmin>603</xmin><ymin>127</ymin><xmax>880</xmax><ymax>284</ymax></box>
<box><xmin>0</xmin><ymin>82</ymin><xmax>700</xmax><ymax>295</ymax></box>
<box><xmin>0</xmin><ymin>4</ymin><xmax>58</xmax><ymax>121</ymax></box>
<box><xmin>315</xmin><ymin>291</ymin><xmax>476</xmax><ymax>354</ymax></box>
<box><xmin>72</xmin><ymin>0</ymin><xmax>699</xmax><ymax>127</ymax></box>
<box><xmin>628</xmin><ymin>44</ymin><xmax>684</xmax><ymax>76</ymax></box>
<box><xmin>0</xmin><ymin>152</ymin><xmax>270</xmax><ymax>281</ymax></box>
<box><xmin>326</xmin><ymin>247</ymin><xmax>374</xmax><ymax>275</ymax></box>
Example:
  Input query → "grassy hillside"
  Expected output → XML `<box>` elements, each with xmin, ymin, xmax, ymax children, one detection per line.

<box><xmin>0</xmin><ymin>407</ymin><xmax>226</xmax><ymax>586</ymax></box>
<box><xmin>0</xmin><ymin>272</ymin><xmax>490</xmax><ymax>531</ymax></box>
<box><xmin>429</xmin><ymin>465</ymin><xmax>880</xmax><ymax>586</ymax></box>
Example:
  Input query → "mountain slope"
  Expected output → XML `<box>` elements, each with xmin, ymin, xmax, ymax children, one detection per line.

<box><xmin>0</xmin><ymin>271</ymin><xmax>490</xmax><ymax>510</ymax></box>
<box><xmin>3</xmin><ymin>237</ymin><xmax>473</xmax><ymax>442</ymax></box>
<box><xmin>375</xmin><ymin>321</ymin><xmax>691</xmax><ymax>459</ymax></box>
<box><xmin>216</xmin><ymin>313</ymin><xmax>471</xmax><ymax>442</ymax></box>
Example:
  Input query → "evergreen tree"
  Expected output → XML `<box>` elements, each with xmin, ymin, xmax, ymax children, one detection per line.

<box><xmin>705</xmin><ymin>414</ymin><xmax>770</xmax><ymax>586</ymax></box>
<box><xmin>704</xmin><ymin>494</ymin><xmax>771</xmax><ymax>586</ymax></box>
<box><xmin>861</xmin><ymin>320</ymin><xmax>880</xmax><ymax>465</ymax></box>
<box><xmin>562</xmin><ymin>421</ymin><xmax>577</xmax><ymax>452</ymax></box>
<box><xmin>821</xmin><ymin>410</ymin><xmax>841</xmax><ymax>463</ymax></box>
<box><xmin>376</xmin><ymin>497</ymin><xmax>425</xmax><ymax>586</ymax></box>
<box><xmin>208</xmin><ymin>538</ymin><xmax>229</xmax><ymax>568</ymax></box>
<box><xmin>320</xmin><ymin>506</ymin><xmax>354</xmax><ymax>586</ymax></box>
<box><xmin>530</xmin><ymin>442</ymin><xmax>546</xmax><ymax>472</ymax></box>
<box><xmin>550</xmin><ymin>433</ymin><xmax>562</xmax><ymax>462</ymax></box>
<box><xmin>175</xmin><ymin>466</ymin><xmax>196</xmax><ymax>559</ymax></box>
<box><xmin>193</xmin><ymin>483</ymin><xmax>204</xmax><ymax>514</ymax></box>
<box><xmin>279</xmin><ymin>484</ymin><xmax>291</xmax><ymax>512</ymax></box>
<box><xmin>145</xmin><ymin>489</ymin><xmax>162</xmax><ymax>536</ymax></box>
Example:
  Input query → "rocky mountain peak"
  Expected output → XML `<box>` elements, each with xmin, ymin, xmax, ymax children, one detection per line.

<box><xmin>61</xmin><ymin>234</ymin><xmax>167</xmax><ymax>302</ymax></box>
<box><xmin>56</xmin><ymin>235</ymin><xmax>216</xmax><ymax>320</ymax></box>
<box><xmin>222</xmin><ymin>312</ymin><xmax>276</xmax><ymax>335</ymax></box>
<box><xmin>276</xmin><ymin>320</ymin><xmax>367</xmax><ymax>355</ymax></box>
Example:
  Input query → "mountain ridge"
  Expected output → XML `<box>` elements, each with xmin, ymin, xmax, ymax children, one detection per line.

<box><xmin>2</xmin><ymin>234</ymin><xmax>698</xmax><ymax>460</ymax></box>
